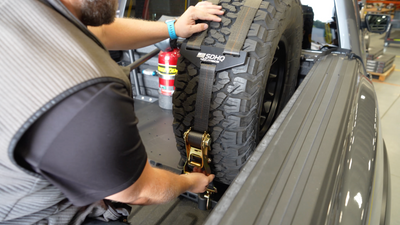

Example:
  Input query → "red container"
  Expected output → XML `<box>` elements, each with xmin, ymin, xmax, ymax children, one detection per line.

<box><xmin>158</xmin><ymin>48</ymin><xmax>180</xmax><ymax>96</ymax></box>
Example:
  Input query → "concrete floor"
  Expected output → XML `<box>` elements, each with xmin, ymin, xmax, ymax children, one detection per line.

<box><xmin>369</xmin><ymin>33</ymin><xmax>400</xmax><ymax>224</ymax></box>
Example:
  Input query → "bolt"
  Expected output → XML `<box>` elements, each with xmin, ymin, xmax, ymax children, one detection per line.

<box><xmin>208</xmin><ymin>158</ymin><xmax>212</xmax><ymax>163</ymax></box>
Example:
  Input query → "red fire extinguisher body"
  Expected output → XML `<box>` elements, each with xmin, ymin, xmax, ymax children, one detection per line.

<box><xmin>158</xmin><ymin>48</ymin><xmax>180</xmax><ymax>96</ymax></box>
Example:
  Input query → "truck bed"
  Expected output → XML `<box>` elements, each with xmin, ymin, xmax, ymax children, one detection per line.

<box><xmin>133</xmin><ymin>100</ymin><xmax>180</xmax><ymax>174</ymax></box>
<box><xmin>128</xmin><ymin>196</ymin><xmax>210</xmax><ymax>225</ymax></box>
<box><xmin>126</xmin><ymin>50</ymin><xmax>320</xmax><ymax>224</ymax></box>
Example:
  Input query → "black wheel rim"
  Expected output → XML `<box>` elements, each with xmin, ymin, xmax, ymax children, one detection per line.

<box><xmin>259</xmin><ymin>42</ymin><xmax>287</xmax><ymax>137</ymax></box>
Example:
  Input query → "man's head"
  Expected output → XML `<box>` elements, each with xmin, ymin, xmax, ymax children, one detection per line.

<box><xmin>80</xmin><ymin>0</ymin><xmax>119</xmax><ymax>26</ymax></box>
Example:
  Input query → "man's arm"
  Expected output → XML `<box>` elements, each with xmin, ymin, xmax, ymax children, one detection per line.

<box><xmin>88</xmin><ymin>2</ymin><xmax>223</xmax><ymax>50</ymax></box>
<box><xmin>106</xmin><ymin>160</ymin><xmax>215</xmax><ymax>205</ymax></box>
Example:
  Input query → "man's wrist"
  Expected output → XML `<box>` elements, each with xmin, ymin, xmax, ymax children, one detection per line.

<box><xmin>180</xmin><ymin>173</ymin><xmax>194</xmax><ymax>191</ymax></box>
<box><xmin>165</xmin><ymin>19</ymin><xmax>178</xmax><ymax>40</ymax></box>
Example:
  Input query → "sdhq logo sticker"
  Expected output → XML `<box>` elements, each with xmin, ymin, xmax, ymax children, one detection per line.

<box><xmin>197</xmin><ymin>52</ymin><xmax>226</xmax><ymax>64</ymax></box>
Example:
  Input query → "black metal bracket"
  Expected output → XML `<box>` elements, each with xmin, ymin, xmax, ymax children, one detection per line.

<box><xmin>180</xmin><ymin>42</ymin><xmax>247</xmax><ymax>72</ymax></box>
<box><xmin>180</xmin><ymin>191</ymin><xmax>218</xmax><ymax>210</ymax></box>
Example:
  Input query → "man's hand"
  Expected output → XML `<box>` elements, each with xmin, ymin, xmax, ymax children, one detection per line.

<box><xmin>88</xmin><ymin>1</ymin><xmax>223</xmax><ymax>50</ymax></box>
<box><xmin>175</xmin><ymin>1</ymin><xmax>224</xmax><ymax>38</ymax></box>
<box><xmin>182</xmin><ymin>172</ymin><xmax>215</xmax><ymax>193</ymax></box>
<box><xmin>106</xmin><ymin>161</ymin><xmax>215</xmax><ymax>205</ymax></box>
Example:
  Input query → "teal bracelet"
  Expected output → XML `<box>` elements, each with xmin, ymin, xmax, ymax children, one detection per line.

<box><xmin>166</xmin><ymin>19</ymin><xmax>178</xmax><ymax>40</ymax></box>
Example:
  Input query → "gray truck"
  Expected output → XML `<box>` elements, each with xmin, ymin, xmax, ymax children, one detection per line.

<box><xmin>114</xmin><ymin>0</ymin><xmax>392</xmax><ymax>224</ymax></box>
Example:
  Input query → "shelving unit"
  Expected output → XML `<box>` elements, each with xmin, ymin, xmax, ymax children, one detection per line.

<box><xmin>384</xmin><ymin>20</ymin><xmax>400</xmax><ymax>46</ymax></box>
<box><xmin>366</xmin><ymin>0</ymin><xmax>400</xmax><ymax>11</ymax></box>
<box><xmin>385</xmin><ymin>11</ymin><xmax>400</xmax><ymax>46</ymax></box>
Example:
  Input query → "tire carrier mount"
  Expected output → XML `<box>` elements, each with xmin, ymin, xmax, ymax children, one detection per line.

<box><xmin>179</xmin><ymin>44</ymin><xmax>246</xmax><ymax>209</ymax></box>
<box><xmin>180</xmin><ymin>0</ymin><xmax>263</xmax><ymax>210</ymax></box>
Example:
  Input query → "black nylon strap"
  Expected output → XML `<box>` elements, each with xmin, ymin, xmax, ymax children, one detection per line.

<box><xmin>207</xmin><ymin>0</ymin><xmax>221</xmax><ymax>4</ymax></box>
<box><xmin>193</xmin><ymin>63</ymin><xmax>217</xmax><ymax>133</ymax></box>
<box><xmin>188</xmin><ymin>132</ymin><xmax>204</xmax><ymax>148</ymax></box>
<box><xmin>244</xmin><ymin>0</ymin><xmax>265</xmax><ymax>9</ymax></box>
<box><xmin>187</xmin><ymin>0</ymin><xmax>221</xmax><ymax>50</ymax></box>
<box><xmin>187</xmin><ymin>31</ymin><xmax>208</xmax><ymax>50</ymax></box>
<box><xmin>223</xmin><ymin>0</ymin><xmax>263</xmax><ymax>55</ymax></box>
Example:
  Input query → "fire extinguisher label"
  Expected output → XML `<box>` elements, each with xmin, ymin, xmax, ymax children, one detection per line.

<box><xmin>159</xmin><ymin>78</ymin><xmax>175</xmax><ymax>96</ymax></box>
<box><xmin>159</xmin><ymin>78</ymin><xmax>175</xmax><ymax>87</ymax></box>
<box><xmin>158</xmin><ymin>64</ymin><xmax>178</xmax><ymax>75</ymax></box>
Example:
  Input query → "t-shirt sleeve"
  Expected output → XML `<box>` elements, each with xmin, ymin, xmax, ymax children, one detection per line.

<box><xmin>15</xmin><ymin>82</ymin><xmax>147</xmax><ymax>207</ymax></box>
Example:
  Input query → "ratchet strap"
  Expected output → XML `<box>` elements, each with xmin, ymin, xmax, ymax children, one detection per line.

<box><xmin>184</xmin><ymin>63</ymin><xmax>216</xmax><ymax>177</ymax></box>
<box><xmin>223</xmin><ymin>0</ymin><xmax>264</xmax><ymax>55</ymax></box>
<box><xmin>188</xmin><ymin>0</ymin><xmax>263</xmax><ymax>131</ymax></box>
<box><xmin>179</xmin><ymin>41</ymin><xmax>247</xmax><ymax>177</ymax></box>
<box><xmin>186</xmin><ymin>30</ymin><xmax>207</xmax><ymax>50</ymax></box>
<box><xmin>193</xmin><ymin>64</ymin><xmax>217</xmax><ymax>132</ymax></box>
<box><xmin>184</xmin><ymin>63</ymin><xmax>218</xmax><ymax>210</ymax></box>
<box><xmin>181</xmin><ymin>0</ymin><xmax>263</xmax><ymax>209</ymax></box>
<box><xmin>188</xmin><ymin>0</ymin><xmax>263</xmax><ymax>55</ymax></box>
<box><xmin>181</xmin><ymin>0</ymin><xmax>265</xmax><ymax>175</ymax></box>
<box><xmin>207</xmin><ymin>0</ymin><xmax>221</xmax><ymax>4</ymax></box>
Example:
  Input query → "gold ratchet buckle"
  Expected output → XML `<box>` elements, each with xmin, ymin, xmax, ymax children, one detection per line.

<box><xmin>183</xmin><ymin>127</ymin><xmax>212</xmax><ymax>175</ymax></box>
<box><xmin>183</xmin><ymin>128</ymin><xmax>217</xmax><ymax>209</ymax></box>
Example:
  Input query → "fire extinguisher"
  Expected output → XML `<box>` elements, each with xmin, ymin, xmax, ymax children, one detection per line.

<box><xmin>158</xmin><ymin>48</ymin><xmax>180</xmax><ymax>97</ymax></box>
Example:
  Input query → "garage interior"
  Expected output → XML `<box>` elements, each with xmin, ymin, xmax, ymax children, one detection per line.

<box><xmin>3</xmin><ymin>0</ymin><xmax>399</xmax><ymax>224</ymax></box>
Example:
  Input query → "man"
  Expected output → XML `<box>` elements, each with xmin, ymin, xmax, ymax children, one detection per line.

<box><xmin>0</xmin><ymin>0</ymin><xmax>222</xmax><ymax>224</ymax></box>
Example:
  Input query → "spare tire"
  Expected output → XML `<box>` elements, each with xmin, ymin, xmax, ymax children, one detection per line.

<box><xmin>172</xmin><ymin>0</ymin><xmax>303</xmax><ymax>185</ymax></box>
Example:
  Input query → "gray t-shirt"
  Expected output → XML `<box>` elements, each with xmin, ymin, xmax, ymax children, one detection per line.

<box><xmin>15</xmin><ymin>82</ymin><xmax>147</xmax><ymax>207</ymax></box>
